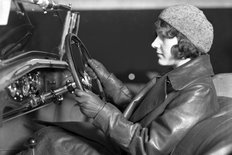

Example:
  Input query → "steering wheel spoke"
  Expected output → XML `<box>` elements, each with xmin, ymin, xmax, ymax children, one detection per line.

<box><xmin>64</xmin><ymin>33</ymin><xmax>105</xmax><ymax>100</ymax></box>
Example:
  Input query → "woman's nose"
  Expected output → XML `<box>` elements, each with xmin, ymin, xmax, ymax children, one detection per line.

<box><xmin>151</xmin><ymin>36</ymin><xmax>160</xmax><ymax>49</ymax></box>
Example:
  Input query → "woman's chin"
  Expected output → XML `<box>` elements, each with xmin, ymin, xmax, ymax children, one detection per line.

<box><xmin>158</xmin><ymin>60</ymin><xmax>166</xmax><ymax>66</ymax></box>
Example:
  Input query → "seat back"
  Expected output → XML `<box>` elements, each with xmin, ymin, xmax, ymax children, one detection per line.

<box><xmin>213</xmin><ymin>73</ymin><xmax>232</xmax><ymax>98</ymax></box>
<box><xmin>172</xmin><ymin>73</ymin><xmax>232</xmax><ymax>155</ymax></box>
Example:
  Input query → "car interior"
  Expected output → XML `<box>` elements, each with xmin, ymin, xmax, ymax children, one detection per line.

<box><xmin>1</xmin><ymin>0</ymin><xmax>232</xmax><ymax>155</ymax></box>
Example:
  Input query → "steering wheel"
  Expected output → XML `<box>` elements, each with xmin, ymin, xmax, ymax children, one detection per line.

<box><xmin>64</xmin><ymin>33</ymin><xmax>105</xmax><ymax>100</ymax></box>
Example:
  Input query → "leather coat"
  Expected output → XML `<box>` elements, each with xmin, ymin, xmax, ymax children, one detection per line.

<box><xmin>93</xmin><ymin>55</ymin><xmax>219</xmax><ymax>155</ymax></box>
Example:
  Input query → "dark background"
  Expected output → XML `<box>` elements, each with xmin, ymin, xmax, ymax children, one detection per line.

<box><xmin>1</xmin><ymin>8</ymin><xmax>232</xmax><ymax>83</ymax></box>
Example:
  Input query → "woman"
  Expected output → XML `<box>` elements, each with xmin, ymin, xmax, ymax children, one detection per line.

<box><xmin>75</xmin><ymin>4</ymin><xmax>219</xmax><ymax>155</ymax></box>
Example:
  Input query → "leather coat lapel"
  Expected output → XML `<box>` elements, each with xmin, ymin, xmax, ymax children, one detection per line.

<box><xmin>129</xmin><ymin>55</ymin><xmax>213</xmax><ymax>124</ymax></box>
<box><xmin>130</xmin><ymin>76</ymin><xmax>167</xmax><ymax>123</ymax></box>
<box><xmin>140</xmin><ymin>92</ymin><xmax>179</xmax><ymax>127</ymax></box>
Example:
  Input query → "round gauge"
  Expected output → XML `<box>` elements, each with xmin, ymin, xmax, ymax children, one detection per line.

<box><xmin>22</xmin><ymin>77</ymin><xmax>30</xmax><ymax>96</ymax></box>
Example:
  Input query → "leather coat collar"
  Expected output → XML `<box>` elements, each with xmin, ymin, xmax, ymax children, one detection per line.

<box><xmin>166</xmin><ymin>54</ymin><xmax>214</xmax><ymax>90</ymax></box>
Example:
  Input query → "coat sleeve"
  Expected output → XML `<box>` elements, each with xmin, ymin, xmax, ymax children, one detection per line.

<box><xmin>93</xmin><ymin>84</ymin><xmax>217</xmax><ymax>155</ymax></box>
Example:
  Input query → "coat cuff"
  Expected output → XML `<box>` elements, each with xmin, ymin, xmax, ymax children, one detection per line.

<box><xmin>93</xmin><ymin>103</ymin><xmax>122</xmax><ymax>132</ymax></box>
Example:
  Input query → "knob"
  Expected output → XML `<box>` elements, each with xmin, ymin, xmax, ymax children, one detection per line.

<box><xmin>27</xmin><ymin>137</ymin><xmax>37</xmax><ymax>149</ymax></box>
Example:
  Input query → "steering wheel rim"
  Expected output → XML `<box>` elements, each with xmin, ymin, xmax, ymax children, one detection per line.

<box><xmin>64</xmin><ymin>33</ymin><xmax>105</xmax><ymax>99</ymax></box>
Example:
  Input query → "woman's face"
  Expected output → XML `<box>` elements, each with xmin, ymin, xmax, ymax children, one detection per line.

<box><xmin>151</xmin><ymin>32</ymin><xmax>179</xmax><ymax>67</ymax></box>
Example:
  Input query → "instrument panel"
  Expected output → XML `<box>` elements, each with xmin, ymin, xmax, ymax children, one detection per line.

<box><xmin>2</xmin><ymin>68</ymin><xmax>73</xmax><ymax>122</ymax></box>
<box><xmin>7</xmin><ymin>71</ymin><xmax>42</xmax><ymax>103</ymax></box>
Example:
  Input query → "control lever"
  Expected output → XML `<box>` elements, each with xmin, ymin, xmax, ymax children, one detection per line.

<box><xmin>26</xmin><ymin>137</ymin><xmax>37</xmax><ymax>155</ymax></box>
<box><xmin>28</xmin><ymin>81</ymin><xmax>76</xmax><ymax>108</ymax></box>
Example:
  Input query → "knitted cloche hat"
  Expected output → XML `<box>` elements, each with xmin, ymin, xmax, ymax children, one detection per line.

<box><xmin>158</xmin><ymin>4</ymin><xmax>214</xmax><ymax>53</ymax></box>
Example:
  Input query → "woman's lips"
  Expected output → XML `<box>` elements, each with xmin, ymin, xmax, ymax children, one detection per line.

<box><xmin>157</xmin><ymin>53</ymin><xmax>163</xmax><ymax>58</ymax></box>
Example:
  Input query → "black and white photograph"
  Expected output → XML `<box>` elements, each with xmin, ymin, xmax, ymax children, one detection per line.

<box><xmin>0</xmin><ymin>0</ymin><xmax>232</xmax><ymax>154</ymax></box>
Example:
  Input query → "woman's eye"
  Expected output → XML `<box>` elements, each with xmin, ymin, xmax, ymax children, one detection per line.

<box><xmin>159</xmin><ymin>35</ymin><xmax>165</xmax><ymax>41</ymax></box>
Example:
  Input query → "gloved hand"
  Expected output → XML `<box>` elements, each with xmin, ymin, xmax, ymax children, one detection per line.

<box><xmin>87</xmin><ymin>59</ymin><xmax>133</xmax><ymax>107</ymax></box>
<box><xmin>75</xmin><ymin>89</ymin><xmax>105</xmax><ymax>118</ymax></box>
<box><xmin>86</xmin><ymin>59</ymin><xmax>111</xmax><ymax>82</ymax></box>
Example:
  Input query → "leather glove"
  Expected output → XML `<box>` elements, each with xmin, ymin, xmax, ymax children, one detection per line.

<box><xmin>87</xmin><ymin>59</ymin><xmax>133</xmax><ymax>107</ymax></box>
<box><xmin>75</xmin><ymin>89</ymin><xmax>106</xmax><ymax>118</ymax></box>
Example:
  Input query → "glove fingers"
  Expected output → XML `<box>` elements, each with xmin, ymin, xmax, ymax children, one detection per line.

<box><xmin>88</xmin><ymin>59</ymin><xmax>107</xmax><ymax>73</ymax></box>
<box><xmin>88</xmin><ymin>59</ymin><xmax>101</xmax><ymax>71</ymax></box>
<box><xmin>88</xmin><ymin>59</ymin><xmax>110</xmax><ymax>81</ymax></box>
